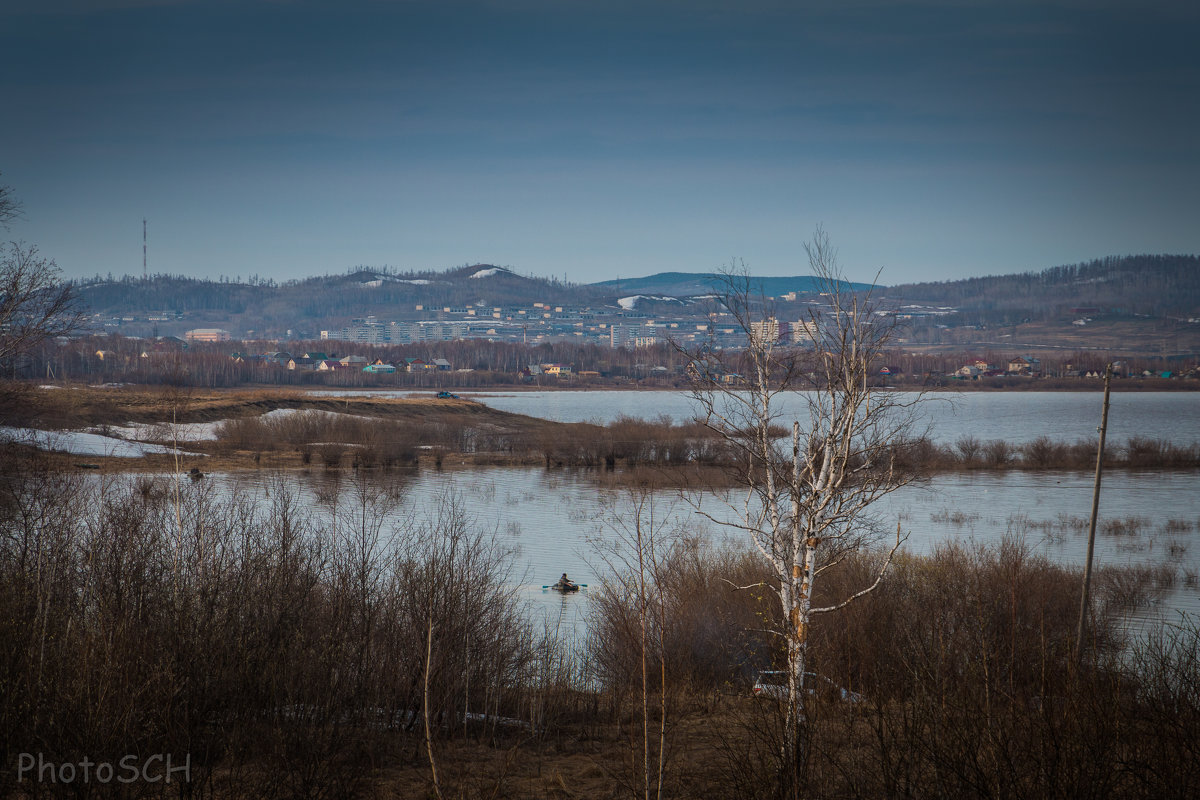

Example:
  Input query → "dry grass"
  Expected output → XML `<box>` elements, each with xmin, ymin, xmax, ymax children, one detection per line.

<box><xmin>10</xmin><ymin>386</ymin><xmax>1200</xmax><ymax>487</ymax></box>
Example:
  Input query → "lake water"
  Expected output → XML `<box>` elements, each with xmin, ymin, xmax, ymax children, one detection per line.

<box><xmin>257</xmin><ymin>389</ymin><xmax>1200</xmax><ymax>633</ymax></box>
<box><xmin>212</xmin><ymin>463</ymin><xmax>1200</xmax><ymax>638</ymax></box>
<box><xmin>309</xmin><ymin>388</ymin><xmax>1200</xmax><ymax>445</ymax></box>
<box><xmin>460</xmin><ymin>389</ymin><xmax>1200</xmax><ymax>446</ymax></box>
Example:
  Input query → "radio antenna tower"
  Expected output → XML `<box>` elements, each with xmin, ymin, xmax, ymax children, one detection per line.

<box><xmin>142</xmin><ymin>218</ymin><xmax>147</xmax><ymax>280</ymax></box>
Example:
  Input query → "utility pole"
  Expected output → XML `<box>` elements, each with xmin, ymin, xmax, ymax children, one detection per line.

<box><xmin>1076</xmin><ymin>362</ymin><xmax>1112</xmax><ymax>665</ymax></box>
<box><xmin>143</xmin><ymin>217</ymin><xmax>148</xmax><ymax>280</ymax></box>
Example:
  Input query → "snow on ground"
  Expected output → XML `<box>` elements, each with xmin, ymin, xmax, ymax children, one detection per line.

<box><xmin>617</xmin><ymin>295</ymin><xmax>642</xmax><ymax>309</ymax></box>
<box><xmin>616</xmin><ymin>294</ymin><xmax>685</xmax><ymax>309</ymax></box>
<box><xmin>0</xmin><ymin>427</ymin><xmax>203</xmax><ymax>458</ymax></box>
<box><xmin>104</xmin><ymin>421</ymin><xmax>225</xmax><ymax>442</ymax></box>
<box><xmin>397</xmin><ymin>278</ymin><xmax>430</xmax><ymax>285</ymax></box>
<box><xmin>2</xmin><ymin>407</ymin><xmax>381</xmax><ymax>459</ymax></box>
<box><xmin>470</xmin><ymin>267</ymin><xmax>507</xmax><ymax>279</ymax></box>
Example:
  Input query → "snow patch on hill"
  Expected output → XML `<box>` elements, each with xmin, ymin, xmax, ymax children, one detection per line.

<box><xmin>470</xmin><ymin>267</ymin><xmax>512</xmax><ymax>279</ymax></box>
<box><xmin>618</xmin><ymin>295</ymin><xmax>681</xmax><ymax>309</ymax></box>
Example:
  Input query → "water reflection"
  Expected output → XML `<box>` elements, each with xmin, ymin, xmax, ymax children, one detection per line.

<box><xmin>208</xmin><ymin>466</ymin><xmax>1200</xmax><ymax>631</ymax></box>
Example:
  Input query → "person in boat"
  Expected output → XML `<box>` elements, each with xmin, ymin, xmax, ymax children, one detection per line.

<box><xmin>555</xmin><ymin>573</ymin><xmax>578</xmax><ymax>591</ymax></box>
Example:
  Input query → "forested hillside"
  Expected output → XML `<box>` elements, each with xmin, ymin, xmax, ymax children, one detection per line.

<box><xmin>77</xmin><ymin>264</ymin><xmax>603</xmax><ymax>332</ymax></box>
<box><xmin>890</xmin><ymin>255</ymin><xmax>1200</xmax><ymax>318</ymax></box>
<box><xmin>591</xmin><ymin>272</ymin><xmax>871</xmax><ymax>297</ymax></box>
<box><xmin>72</xmin><ymin>254</ymin><xmax>1199</xmax><ymax>352</ymax></box>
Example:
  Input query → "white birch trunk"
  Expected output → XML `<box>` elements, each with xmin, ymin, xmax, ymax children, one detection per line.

<box><xmin>679</xmin><ymin>230</ymin><xmax>922</xmax><ymax>783</ymax></box>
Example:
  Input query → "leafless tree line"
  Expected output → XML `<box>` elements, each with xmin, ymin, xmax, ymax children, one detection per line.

<box><xmin>897</xmin><ymin>434</ymin><xmax>1200</xmax><ymax>471</ymax></box>
<box><xmin>209</xmin><ymin>410</ymin><xmax>1200</xmax><ymax>474</ymax></box>
<box><xmin>1</xmin><ymin>449</ymin><xmax>1197</xmax><ymax>798</ymax></box>
<box><xmin>589</xmin><ymin>532</ymin><xmax>1199</xmax><ymax>799</ymax></box>
<box><xmin>0</xmin><ymin>452</ymin><xmax>585</xmax><ymax>798</ymax></box>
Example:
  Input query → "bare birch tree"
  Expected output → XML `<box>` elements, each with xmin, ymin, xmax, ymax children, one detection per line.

<box><xmin>685</xmin><ymin>229</ymin><xmax>924</xmax><ymax>781</ymax></box>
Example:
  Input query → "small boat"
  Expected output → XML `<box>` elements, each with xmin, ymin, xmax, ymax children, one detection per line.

<box><xmin>544</xmin><ymin>575</ymin><xmax>585</xmax><ymax>593</ymax></box>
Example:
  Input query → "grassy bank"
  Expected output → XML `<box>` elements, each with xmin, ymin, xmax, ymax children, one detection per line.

<box><xmin>4</xmin><ymin>385</ymin><xmax>1199</xmax><ymax>479</ymax></box>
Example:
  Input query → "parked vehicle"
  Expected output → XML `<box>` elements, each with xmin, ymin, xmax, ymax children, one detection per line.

<box><xmin>752</xmin><ymin>671</ymin><xmax>864</xmax><ymax>703</ymax></box>
<box><xmin>436</xmin><ymin>390</ymin><xmax>459</xmax><ymax>399</ymax></box>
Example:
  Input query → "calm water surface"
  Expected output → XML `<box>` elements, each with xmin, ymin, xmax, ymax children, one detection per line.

<box><xmin>287</xmin><ymin>389</ymin><xmax>1200</xmax><ymax>631</ymax></box>
<box><xmin>215</xmin><ymin>464</ymin><xmax>1200</xmax><ymax>634</ymax></box>
<box><xmin>456</xmin><ymin>390</ymin><xmax>1200</xmax><ymax>446</ymax></box>
<box><xmin>311</xmin><ymin>388</ymin><xmax>1200</xmax><ymax>445</ymax></box>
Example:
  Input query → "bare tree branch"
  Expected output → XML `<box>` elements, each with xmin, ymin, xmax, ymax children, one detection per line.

<box><xmin>0</xmin><ymin>242</ymin><xmax>86</xmax><ymax>370</ymax></box>
<box><xmin>0</xmin><ymin>175</ymin><xmax>22</xmax><ymax>230</ymax></box>
<box><xmin>674</xmin><ymin>227</ymin><xmax>928</xmax><ymax>773</ymax></box>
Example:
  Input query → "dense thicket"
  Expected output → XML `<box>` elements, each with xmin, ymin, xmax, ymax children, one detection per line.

<box><xmin>0</xmin><ymin>455</ymin><xmax>577</xmax><ymax>798</ymax></box>
<box><xmin>592</xmin><ymin>536</ymin><xmax>1199</xmax><ymax>800</ymax></box>
<box><xmin>2</xmin><ymin>452</ymin><xmax>1197</xmax><ymax>797</ymax></box>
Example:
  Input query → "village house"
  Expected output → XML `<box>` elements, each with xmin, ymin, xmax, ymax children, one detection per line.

<box><xmin>1007</xmin><ymin>356</ymin><xmax>1041</xmax><ymax>375</ymax></box>
<box><xmin>184</xmin><ymin>328</ymin><xmax>231</xmax><ymax>342</ymax></box>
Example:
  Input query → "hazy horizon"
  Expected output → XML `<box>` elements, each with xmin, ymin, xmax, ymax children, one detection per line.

<box><xmin>4</xmin><ymin>0</ymin><xmax>1198</xmax><ymax>287</ymax></box>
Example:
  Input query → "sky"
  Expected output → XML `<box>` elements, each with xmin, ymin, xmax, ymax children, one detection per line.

<box><xmin>2</xmin><ymin>0</ymin><xmax>1198</xmax><ymax>287</ymax></box>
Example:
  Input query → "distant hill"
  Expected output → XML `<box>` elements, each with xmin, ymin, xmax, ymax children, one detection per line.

<box><xmin>589</xmin><ymin>272</ymin><xmax>873</xmax><ymax>298</ymax></box>
<box><xmin>879</xmin><ymin>255</ymin><xmax>1200</xmax><ymax>354</ymax></box>
<box><xmin>887</xmin><ymin>255</ymin><xmax>1200</xmax><ymax>318</ymax></box>
<box><xmin>75</xmin><ymin>264</ymin><xmax>600</xmax><ymax>337</ymax></box>
<box><xmin>71</xmin><ymin>254</ymin><xmax>1199</xmax><ymax>351</ymax></box>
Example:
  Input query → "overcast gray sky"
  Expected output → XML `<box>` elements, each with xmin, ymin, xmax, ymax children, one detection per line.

<box><xmin>2</xmin><ymin>0</ymin><xmax>1197</xmax><ymax>286</ymax></box>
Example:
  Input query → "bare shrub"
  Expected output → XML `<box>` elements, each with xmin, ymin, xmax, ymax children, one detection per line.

<box><xmin>317</xmin><ymin>442</ymin><xmax>346</xmax><ymax>468</ymax></box>
<box><xmin>590</xmin><ymin>538</ymin><xmax>776</xmax><ymax>693</ymax></box>
<box><xmin>0</xmin><ymin>462</ymin><xmax>549</xmax><ymax>798</ymax></box>
<box><xmin>930</xmin><ymin>509</ymin><xmax>980</xmax><ymax>525</ymax></box>
<box><xmin>1123</xmin><ymin>436</ymin><xmax>1200</xmax><ymax>469</ymax></box>
<box><xmin>983</xmin><ymin>438</ymin><xmax>1012</xmax><ymax>467</ymax></box>
<box><xmin>1022</xmin><ymin>434</ymin><xmax>1068</xmax><ymax>468</ymax></box>
<box><xmin>1096</xmin><ymin>563</ymin><xmax>1178</xmax><ymax>611</ymax></box>
<box><xmin>955</xmin><ymin>435</ymin><xmax>981</xmax><ymax>465</ymax></box>
<box><xmin>890</xmin><ymin>435</ymin><xmax>952</xmax><ymax>472</ymax></box>
<box><xmin>1162</xmin><ymin>518</ymin><xmax>1195</xmax><ymax>534</ymax></box>
<box><xmin>1122</xmin><ymin>617</ymin><xmax>1200</xmax><ymax>798</ymax></box>
<box><xmin>1100</xmin><ymin>516</ymin><xmax>1150</xmax><ymax>536</ymax></box>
